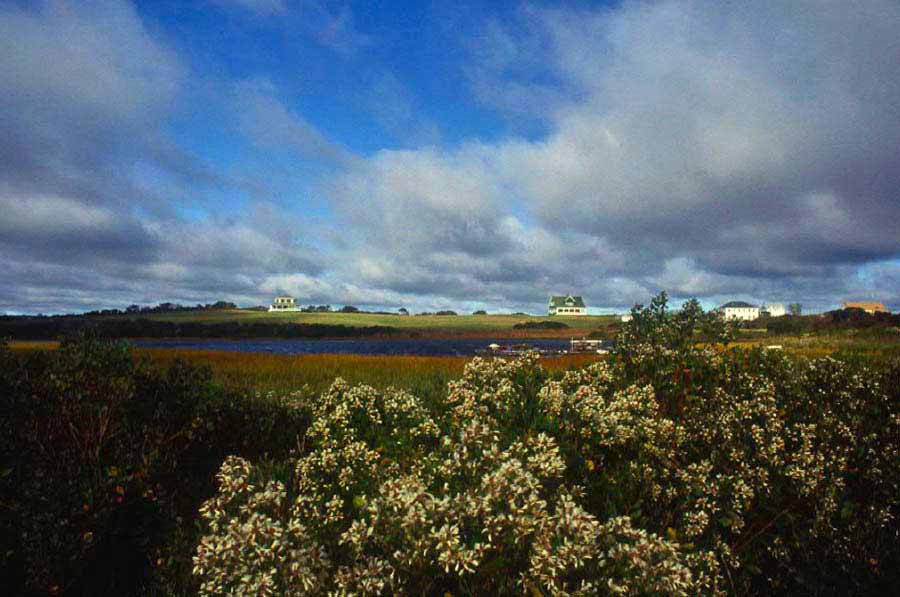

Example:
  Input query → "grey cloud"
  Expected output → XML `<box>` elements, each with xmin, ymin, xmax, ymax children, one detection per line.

<box><xmin>4</xmin><ymin>1</ymin><xmax>900</xmax><ymax>315</ymax></box>
<box><xmin>0</xmin><ymin>3</ymin><xmax>330</xmax><ymax>314</ymax></box>
<box><xmin>333</xmin><ymin>145</ymin><xmax>510</xmax><ymax>257</ymax></box>
<box><xmin>503</xmin><ymin>0</ymin><xmax>900</xmax><ymax>270</ymax></box>
<box><xmin>327</xmin><ymin>0</ymin><xmax>900</xmax><ymax>312</ymax></box>
<box><xmin>155</xmin><ymin>202</ymin><xmax>327</xmax><ymax>275</ymax></box>
<box><xmin>0</xmin><ymin>1</ymin><xmax>186</xmax><ymax>203</ymax></box>
<box><xmin>0</xmin><ymin>204</ymin><xmax>328</xmax><ymax>314</ymax></box>
<box><xmin>0</xmin><ymin>193</ymin><xmax>160</xmax><ymax>265</ymax></box>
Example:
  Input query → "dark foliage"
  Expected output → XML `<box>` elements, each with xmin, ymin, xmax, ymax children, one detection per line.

<box><xmin>0</xmin><ymin>334</ymin><xmax>310</xmax><ymax>595</ymax></box>
<box><xmin>0</xmin><ymin>317</ymin><xmax>401</xmax><ymax>340</ymax></box>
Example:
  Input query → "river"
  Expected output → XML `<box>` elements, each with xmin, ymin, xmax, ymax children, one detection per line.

<box><xmin>131</xmin><ymin>337</ymin><xmax>609</xmax><ymax>357</ymax></box>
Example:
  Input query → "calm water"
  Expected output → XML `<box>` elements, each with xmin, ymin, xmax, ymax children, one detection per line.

<box><xmin>131</xmin><ymin>337</ymin><xmax>600</xmax><ymax>357</ymax></box>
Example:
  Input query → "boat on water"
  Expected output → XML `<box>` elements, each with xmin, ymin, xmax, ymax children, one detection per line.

<box><xmin>475</xmin><ymin>338</ymin><xmax>615</xmax><ymax>357</ymax></box>
<box><xmin>474</xmin><ymin>342</ymin><xmax>567</xmax><ymax>357</ymax></box>
<box><xmin>568</xmin><ymin>338</ymin><xmax>615</xmax><ymax>354</ymax></box>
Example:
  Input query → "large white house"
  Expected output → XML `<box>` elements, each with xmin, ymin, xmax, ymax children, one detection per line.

<box><xmin>719</xmin><ymin>301</ymin><xmax>759</xmax><ymax>321</ymax></box>
<box><xmin>268</xmin><ymin>296</ymin><xmax>302</xmax><ymax>312</ymax></box>
<box><xmin>549</xmin><ymin>295</ymin><xmax>587</xmax><ymax>315</ymax></box>
<box><xmin>761</xmin><ymin>303</ymin><xmax>786</xmax><ymax>317</ymax></box>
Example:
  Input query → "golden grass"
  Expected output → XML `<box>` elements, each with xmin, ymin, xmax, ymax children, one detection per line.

<box><xmin>136</xmin><ymin>348</ymin><xmax>601</xmax><ymax>394</ymax></box>
<box><xmin>8</xmin><ymin>340</ymin><xmax>60</xmax><ymax>351</ymax></box>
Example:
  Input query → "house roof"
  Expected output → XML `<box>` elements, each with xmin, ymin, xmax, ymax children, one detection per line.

<box><xmin>843</xmin><ymin>301</ymin><xmax>887</xmax><ymax>311</ymax></box>
<box><xmin>720</xmin><ymin>301</ymin><xmax>756</xmax><ymax>309</ymax></box>
<box><xmin>549</xmin><ymin>295</ymin><xmax>586</xmax><ymax>308</ymax></box>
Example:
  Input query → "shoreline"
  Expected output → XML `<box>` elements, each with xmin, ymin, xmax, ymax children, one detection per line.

<box><xmin>6</xmin><ymin>328</ymin><xmax>609</xmax><ymax>345</ymax></box>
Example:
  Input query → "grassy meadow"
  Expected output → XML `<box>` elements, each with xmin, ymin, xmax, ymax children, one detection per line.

<box><xmin>730</xmin><ymin>329</ymin><xmax>900</xmax><ymax>362</ymax></box>
<box><xmin>107</xmin><ymin>308</ymin><xmax>618</xmax><ymax>335</ymax></box>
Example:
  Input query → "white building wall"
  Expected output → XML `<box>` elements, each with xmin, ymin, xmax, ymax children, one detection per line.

<box><xmin>549</xmin><ymin>306</ymin><xmax>587</xmax><ymax>315</ymax></box>
<box><xmin>268</xmin><ymin>297</ymin><xmax>302</xmax><ymax>312</ymax></box>
<box><xmin>763</xmin><ymin>304</ymin><xmax>786</xmax><ymax>317</ymax></box>
<box><xmin>722</xmin><ymin>307</ymin><xmax>759</xmax><ymax>321</ymax></box>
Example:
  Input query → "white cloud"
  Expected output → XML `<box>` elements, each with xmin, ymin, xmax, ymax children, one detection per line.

<box><xmin>4</xmin><ymin>0</ymin><xmax>900</xmax><ymax>314</ymax></box>
<box><xmin>323</xmin><ymin>0</ymin><xmax>900</xmax><ymax>311</ymax></box>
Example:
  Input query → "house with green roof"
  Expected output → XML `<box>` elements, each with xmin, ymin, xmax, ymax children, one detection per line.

<box><xmin>548</xmin><ymin>295</ymin><xmax>587</xmax><ymax>316</ymax></box>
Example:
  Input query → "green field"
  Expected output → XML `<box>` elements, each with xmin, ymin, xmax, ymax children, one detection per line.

<box><xmin>111</xmin><ymin>308</ymin><xmax>618</xmax><ymax>332</ymax></box>
<box><xmin>731</xmin><ymin>330</ymin><xmax>900</xmax><ymax>362</ymax></box>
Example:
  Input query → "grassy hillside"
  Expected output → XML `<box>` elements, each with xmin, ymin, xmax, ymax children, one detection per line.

<box><xmin>110</xmin><ymin>309</ymin><xmax>617</xmax><ymax>332</ymax></box>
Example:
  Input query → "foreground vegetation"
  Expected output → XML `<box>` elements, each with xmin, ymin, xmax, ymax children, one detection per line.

<box><xmin>3</xmin><ymin>294</ymin><xmax>899</xmax><ymax>594</ymax></box>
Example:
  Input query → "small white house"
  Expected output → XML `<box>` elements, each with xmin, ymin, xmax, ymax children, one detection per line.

<box><xmin>761</xmin><ymin>303</ymin><xmax>786</xmax><ymax>317</ymax></box>
<box><xmin>548</xmin><ymin>295</ymin><xmax>587</xmax><ymax>315</ymax></box>
<box><xmin>620</xmin><ymin>313</ymin><xmax>633</xmax><ymax>322</ymax></box>
<box><xmin>719</xmin><ymin>301</ymin><xmax>759</xmax><ymax>321</ymax></box>
<box><xmin>268</xmin><ymin>296</ymin><xmax>302</xmax><ymax>312</ymax></box>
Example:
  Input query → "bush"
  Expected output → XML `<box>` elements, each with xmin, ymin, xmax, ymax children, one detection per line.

<box><xmin>0</xmin><ymin>318</ymin><xmax>402</xmax><ymax>339</ymax></box>
<box><xmin>1</xmin><ymin>334</ymin><xmax>312</xmax><ymax>595</ymax></box>
<box><xmin>193</xmin><ymin>294</ymin><xmax>900</xmax><ymax>595</ymax></box>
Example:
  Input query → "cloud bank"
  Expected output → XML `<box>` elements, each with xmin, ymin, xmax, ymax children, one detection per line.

<box><xmin>1</xmin><ymin>1</ymin><xmax>899</xmax><ymax>314</ymax></box>
<box><xmin>330</xmin><ymin>0</ymin><xmax>900</xmax><ymax>311</ymax></box>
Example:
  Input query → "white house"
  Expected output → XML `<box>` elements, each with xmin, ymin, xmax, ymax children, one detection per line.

<box><xmin>620</xmin><ymin>313</ymin><xmax>633</xmax><ymax>322</ymax></box>
<box><xmin>761</xmin><ymin>303</ymin><xmax>786</xmax><ymax>317</ymax></box>
<box><xmin>719</xmin><ymin>301</ymin><xmax>759</xmax><ymax>321</ymax></box>
<box><xmin>549</xmin><ymin>295</ymin><xmax>587</xmax><ymax>315</ymax></box>
<box><xmin>268</xmin><ymin>296</ymin><xmax>302</xmax><ymax>312</ymax></box>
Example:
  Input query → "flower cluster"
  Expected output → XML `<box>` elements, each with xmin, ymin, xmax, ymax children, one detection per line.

<box><xmin>194</xmin><ymin>310</ymin><xmax>900</xmax><ymax>595</ymax></box>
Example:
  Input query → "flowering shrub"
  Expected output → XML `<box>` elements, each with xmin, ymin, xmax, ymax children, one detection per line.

<box><xmin>195</xmin><ymin>361</ymin><xmax>695</xmax><ymax>595</ymax></box>
<box><xmin>194</xmin><ymin>295</ymin><xmax>900</xmax><ymax>595</ymax></box>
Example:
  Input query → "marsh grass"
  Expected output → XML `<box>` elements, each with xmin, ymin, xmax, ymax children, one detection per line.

<box><xmin>137</xmin><ymin>348</ymin><xmax>601</xmax><ymax>394</ymax></box>
<box><xmin>729</xmin><ymin>332</ymin><xmax>900</xmax><ymax>362</ymax></box>
<box><xmin>7</xmin><ymin>340</ymin><xmax>60</xmax><ymax>351</ymax></box>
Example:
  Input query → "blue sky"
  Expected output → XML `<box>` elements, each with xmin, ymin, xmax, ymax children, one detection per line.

<box><xmin>2</xmin><ymin>0</ymin><xmax>899</xmax><ymax>315</ymax></box>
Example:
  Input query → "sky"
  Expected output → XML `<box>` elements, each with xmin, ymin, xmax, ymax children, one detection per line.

<box><xmin>1</xmin><ymin>0</ymin><xmax>899</xmax><ymax>315</ymax></box>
